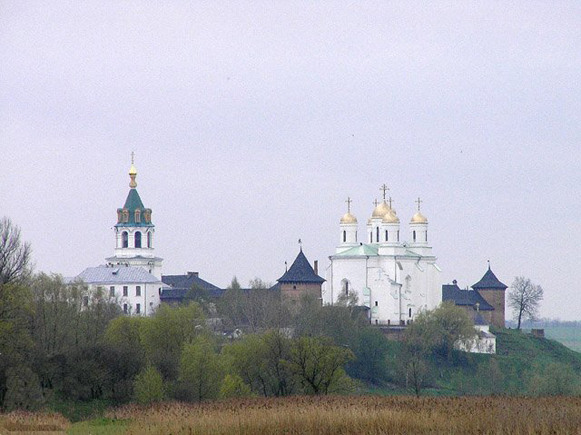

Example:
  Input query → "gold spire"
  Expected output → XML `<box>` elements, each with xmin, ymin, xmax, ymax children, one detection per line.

<box><xmin>129</xmin><ymin>152</ymin><xmax>137</xmax><ymax>188</ymax></box>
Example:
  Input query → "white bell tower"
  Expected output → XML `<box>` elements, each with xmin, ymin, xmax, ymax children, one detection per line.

<box><xmin>106</xmin><ymin>154</ymin><xmax>163</xmax><ymax>278</ymax></box>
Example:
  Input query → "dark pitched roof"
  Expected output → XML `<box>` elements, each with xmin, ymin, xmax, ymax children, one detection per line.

<box><xmin>277</xmin><ymin>249</ymin><xmax>325</xmax><ymax>284</ymax></box>
<box><xmin>162</xmin><ymin>272</ymin><xmax>222</xmax><ymax>292</ymax></box>
<box><xmin>442</xmin><ymin>284</ymin><xmax>494</xmax><ymax>311</ymax></box>
<box><xmin>472</xmin><ymin>267</ymin><xmax>508</xmax><ymax>290</ymax></box>
<box><xmin>160</xmin><ymin>287</ymin><xmax>225</xmax><ymax>301</ymax></box>
<box><xmin>473</xmin><ymin>311</ymin><xmax>489</xmax><ymax>326</ymax></box>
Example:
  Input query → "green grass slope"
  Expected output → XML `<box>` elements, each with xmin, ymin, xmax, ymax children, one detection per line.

<box><xmin>432</xmin><ymin>328</ymin><xmax>581</xmax><ymax>395</ymax></box>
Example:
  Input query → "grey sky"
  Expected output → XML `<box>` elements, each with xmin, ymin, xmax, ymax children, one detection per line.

<box><xmin>1</xmin><ymin>2</ymin><xmax>580</xmax><ymax>320</ymax></box>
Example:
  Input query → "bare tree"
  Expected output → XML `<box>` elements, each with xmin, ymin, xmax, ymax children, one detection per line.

<box><xmin>0</xmin><ymin>217</ymin><xmax>32</xmax><ymax>284</ymax></box>
<box><xmin>508</xmin><ymin>276</ymin><xmax>544</xmax><ymax>329</ymax></box>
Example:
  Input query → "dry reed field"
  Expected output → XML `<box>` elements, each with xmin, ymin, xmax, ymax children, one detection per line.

<box><xmin>1</xmin><ymin>396</ymin><xmax>581</xmax><ymax>434</ymax></box>
<box><xmin>106</xmin><ymin>396</ymin><xmax>581</xmax><ymax>435</ymax></box>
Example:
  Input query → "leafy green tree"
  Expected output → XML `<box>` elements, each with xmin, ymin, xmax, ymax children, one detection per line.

<box><xmin>3</xmin><ymin>366</ymin><xmax>43</xmax><ymax>411</ymax></box>
<box><xmin>140</xmin><ymin>302</ymin><xmax>205</xmax><ymax>379</ymax></box>
<box><xmin>408</xmin><ymin>302</ymin><xmax>476</xmax><ymax>361</ymax></box>
<box><xmin>178</xmin><ymin>336</ymin><xmax>224</xmax><ymax>401</ymax></box>
<box><xmin>527</xmin><ymin>362</ymin><xmax>580</xmax><ymax>396</ymax></box>
<box><xmin>134</xmin><ymin>365</ymin><xmax>165</xmax><ymax>404</ymax></box>
<box><xmin>286</xmin><ymin>336</ymin><xmax>355</xmax><ymax>395</ymax></box>
<box><xmin>224</xmin><ymin>331</ymin><xmax>295</xmax><ymax>397</ymax></box>
<box><xmin>220</xmin><ymin>374</ymin><xmax>252</xmax><ymax>399</ymax></box>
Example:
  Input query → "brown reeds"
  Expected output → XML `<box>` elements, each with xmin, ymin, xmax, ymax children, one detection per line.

<box><xmin>105</xmin><ymin>395</ymin><xmax>581</xmax><ymax>435</ymax></box>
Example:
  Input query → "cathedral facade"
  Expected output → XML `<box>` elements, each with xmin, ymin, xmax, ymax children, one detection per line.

<box><xmin>322</xmin><ymin>189</ymin><xmax>442</xmax><ymax>324</ymax></box>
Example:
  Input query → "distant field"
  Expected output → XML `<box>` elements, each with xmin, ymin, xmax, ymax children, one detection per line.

<box><xmin>542</xmin><ymin>326</ymin><xmax>581</xmax><ymax>352</ymax></box>
<box><xmin>3</xmin><ymin>396</ymin><xmax>581</xmax><ymax>435</ymax></box>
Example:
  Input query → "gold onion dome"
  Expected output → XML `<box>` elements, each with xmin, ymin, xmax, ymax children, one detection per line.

<box><xmin>411</xmin><ymin>212</ymin><xmax>428</xmax><ymax>224</ymax></box>
<box><xmin>371</xmin><ymin>201</ymin><xmax>391</xmax><ymax>219</ymax></box>
<box><xmin>382</xmin><ymin>209</ymin><xmax>400</xmax><ymax>224</ymax></box>
<box><xmin>340</xmin><ymin>212</ymin><xmax>358</xmax><ymax>224</ymax></box>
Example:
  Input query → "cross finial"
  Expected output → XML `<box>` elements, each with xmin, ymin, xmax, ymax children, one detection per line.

<box><xmin>415</xmin><ymin>197</ymin><xmax>423</xmax><ymax>211</ymax></box>
<box><xmin>380</xmin><ymin>184</ymin><xmax>389</xmax><ymax>201</ymax></box>
<box><xmin>298</xmin><ymin>238</ymin><xmax>302</xmax><ymax>251</ymax></box>
<box><xmin>487</xmin><ymin>259</ymin><xmax>491</xmax><ymax>270</ymax></box>
<box><xmin>345</xmin><ymin>197</ymin><xmax>353</xmax><ymax>213</ymax></box>
<box><xmin>388</xmin><ymin>196</ymin><xmax>395</xmax><ymax>209</ymax></box>
<box><xmin>373</xmin><ymin>198</ymin><xmax>379</xmax><ymax>208</ymax></box>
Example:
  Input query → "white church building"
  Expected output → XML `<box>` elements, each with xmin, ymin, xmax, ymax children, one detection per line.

<box><xmin>322</xmin><ymin>187</ymin><xmax>442</xmax><ymax>325</ymax></box>
<box><xmin>70</xmin><ymin>158</ymin><xmax>166</xmax><ymax>314</ymax></box>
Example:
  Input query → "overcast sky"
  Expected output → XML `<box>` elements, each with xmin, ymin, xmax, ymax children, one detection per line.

<box><xmin>1</xmin><ymin>2</ymin><xmax>580</xmax><ymax>320</ymax></box>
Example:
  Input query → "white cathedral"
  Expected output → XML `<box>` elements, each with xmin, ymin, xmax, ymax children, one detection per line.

<box><xmin>322</xmin><ymin>186</ymin><xmax>442</xmax><ymax>325</ymax></box>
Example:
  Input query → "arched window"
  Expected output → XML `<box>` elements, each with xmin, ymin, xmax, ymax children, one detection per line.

<box><xmin>135</xmin><ymin>231</ymin><xmax>142</xmax><ymax>248</ymax></box>
<box><xmin>413</xmin><ymin>230</ymin><xmax>416</xmax><ymax>242</ymax></box>
<box><xmin>376</xmin><ymin>227</ymin><xmax>379</xmax><ymax>243</ymax></box>
<box><xmin>122</xmin><ymin>210</ymin><xmax>129</xmax><ymax>223</ymax></box>
<box><xmin>135</xmin><ymin>209</ymin><xmax>141</xmax><ymax>223</ymax></box>
<box><xmin>385</xmin><ymin>230</ymin><xmax>388</xmax><ymax>242</ymax></box>
<box><xmin>341</xmin><ymin>279</ymin><xmax>350</xmax><ymax>295</ymax></box>
<box><xmin>409</xmin><ymin>308</ymin><xmax>412</xmax><ymax>318</ymax></box>
<box><xmin>122</xmin><ymin>231</ymin><xmax>128</xmax><ymax>248</ymax></box>
<box><xmin>343</xmin><ymin>231</ymin><xmax>346</xmax><ymax>243</ymax></box>
<box><xmin>147</xmin><ymin>232</ymin><xmax>152</xmax><ymax>248</ymax></box>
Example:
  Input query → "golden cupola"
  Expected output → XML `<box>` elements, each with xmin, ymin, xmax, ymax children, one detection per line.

<box><xmin>410</xmin><ymin>212</ymin><xmax>428</xmax><ymax>224</ymax></box>
<box><xmin>340</xmin><ymin>197</ymin><xmax>358</xmax><ymax>224</ymax></box>
<box><xmin>371</xmin><ymin>201</ymin><xmax>391</xmax><ymax>219</ymax></box>
<box><xmin>410</xmin><ymin>198</ymin><xmax>428</xmax><ymax>224</ymax></box>
<box><xmin>382</xmin><ymin>209</ymin><xmax>400</xmax><ymax>224</ymax></box>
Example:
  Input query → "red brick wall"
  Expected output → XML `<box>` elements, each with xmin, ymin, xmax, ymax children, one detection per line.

<box><xmin>280</xmin><ymin>283</ymin><xmax>322</xmax><ymax>302</ymax></box>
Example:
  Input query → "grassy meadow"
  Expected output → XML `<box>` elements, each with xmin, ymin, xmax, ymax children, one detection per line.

<box><xmin>543</xmin><ymin>326</ymin><xmax>581</xmax><ymax>353</ymax></box>
<box><xmin>2</xmin><ymin>396</ymin><xmax>581</xmax><ymax>435</ymax></box>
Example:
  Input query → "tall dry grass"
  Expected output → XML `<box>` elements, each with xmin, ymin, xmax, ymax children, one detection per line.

<box><xmin>106</xmin><ymin>395</ymin><xmax>581</xmax><ymax>435</ymax></box>
<box><xmin>0</xmin><ymin>410</ymin><xmax>70</xmax><ymax>434</ymax></box>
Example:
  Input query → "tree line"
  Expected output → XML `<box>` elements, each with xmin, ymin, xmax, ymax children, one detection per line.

<box><xmin>0</xmin><ymin>216</ymin><xmax>578</xmax><ymax>414</ymax></box>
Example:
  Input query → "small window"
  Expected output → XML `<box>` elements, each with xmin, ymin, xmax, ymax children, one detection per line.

<box><xmin>376</xmin><ymin>227</ymin><xmax>379</xmax><ymax>243</ymax></box>
<box><xmin>355</xmin><ymin>231</ymin><xmax>357</xmax><ymax>242</ymax></box>
<box><xmin>135</xmin><ymin>209</ymin><xmax>141</xmax><ymax>223</ymax></box>
<box><xmin>83</xmin><ymin>296</ymin><xmax>89</xmax><ymax>307</ymax></box>
<box><xmin>135</xmin><ymin>231</ymin><xmax>142</xmax><ymax>248</ymax></box>
<box><xmin>409</xmin><ymin>308</ymin><xmax>412</xmax><ymax>318</ymax></box>
<box><xmin>147</xmin><ymin>232</ymin><xmax>152</xmax><ymax>248</ymax></box>
<box><xmin>397</xmin><ymin>230</ymin><xmax>400</xmax><ymax>242</ymax></box>
<box><xmin>293</xmin><ymin>285</ymin><xmax>296</xmax><ymax>290</ymax></box>
<box><xmin>122</xmin><ymin>231</ymin><xmax>129</xmax><ymax>248</ymax></box>
<box><xmin>369</xmin><ymin>233</ymin><xmax>372</xmax><ymax>243</ymax></box>
<box><xmin>136</xmin><ymin>286</ymin><xmax>141</xmax><ymax>297</ymax></box>
<box><xmin>109</xmin><ymin>286</ymin><xmax>115</xmax><ymax>297</ymax></box>
<box><xmin>385</xmin><ymin>230</ymin><xmax>388</xmax><ymax>242</ymax></box>
<box><xmin>375</xmin><ymin>301</ymin><xmax>378</xmax><ymax>306</ymax></box>
<box><xmin>425</xmin><ymin>230</ymin><xmax>428</xmax><ymax>242</ymax></box>
<box><xmin>343</xmin><ymin>231</ymin><xmax>346</xmax><ymax>243</ymax></box>
<box><xmin>123</xmin><ymin>303</ymin><xmax>128</xmax><ymax>314</ymax></box>
<box><xmin>122</xmin><ymin>210</ymin><xmax>129</xmax><ymax>223</ymax></box>
<box><xmin>136</xmin><ymin>303</ymin><xmax>141</xmax><ymax>314</ymax></box>
<box><xmin>123</xmin><ymin>286</ymin><xmax>128</xmax><ymax>297</ymax></box>
<box><xmin>413</xmin><ymin>230</ymin><xmax>416</xmax><ymax>242</ymax></box>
